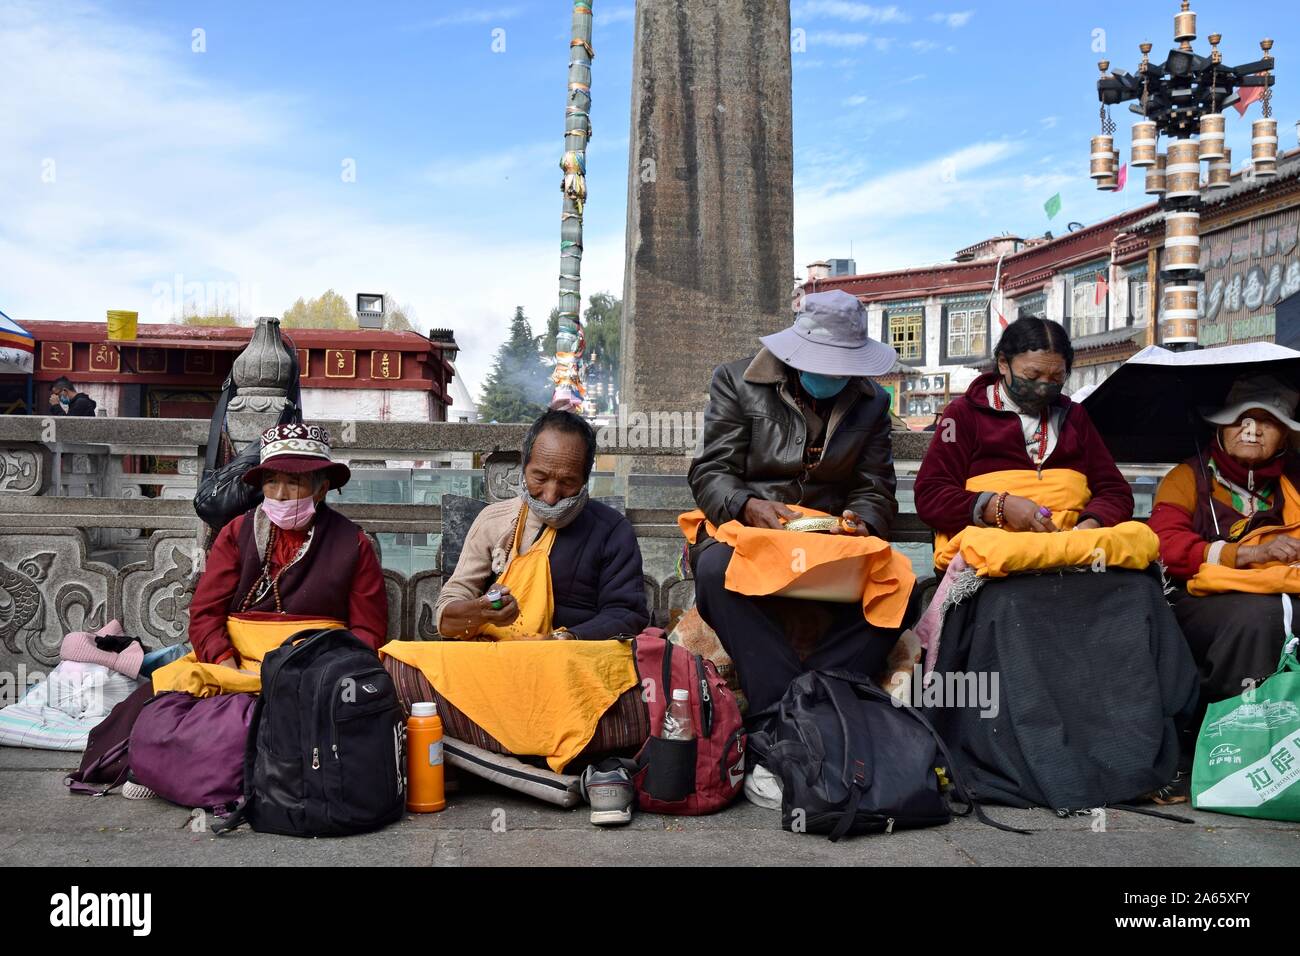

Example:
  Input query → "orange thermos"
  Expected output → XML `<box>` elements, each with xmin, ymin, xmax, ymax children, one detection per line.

<box><xmin>407</xmin><ymin>702</ymin><xmax>446</xmax><ymax>812</ymax></box>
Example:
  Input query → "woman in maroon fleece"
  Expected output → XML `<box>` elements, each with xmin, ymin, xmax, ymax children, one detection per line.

<box><xmin>912</xmin><ymin>317</ymin><xmax>1197</xmax><ymax>809</ymax></box>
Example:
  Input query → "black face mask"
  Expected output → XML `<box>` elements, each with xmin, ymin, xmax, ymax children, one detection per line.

<box><xmin>1004</xmin><ymin>372</ymin><xmax>1063</xmax><ymax>414</ymax></box>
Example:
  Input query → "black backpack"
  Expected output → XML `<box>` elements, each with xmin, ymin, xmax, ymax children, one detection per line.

<box><xmin>750</xmin><ymin>669</ymin><xmax>1025</xmax><ymax>841</ymax></box>
<box><xmin>215</xmin><ymin>629</ymin><xmax>406</xmax><ymax>838</ymax></box>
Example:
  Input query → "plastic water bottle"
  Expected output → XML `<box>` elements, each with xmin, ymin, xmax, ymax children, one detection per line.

<box><xmin>662</xmin><ymin>688</ymin><xmax>695</xmax><ymax>740</ymax></box>
<box><xmin>407</xmin><ymin>702</ymin><xmax>446</xmax><ymax>812</ymax></box>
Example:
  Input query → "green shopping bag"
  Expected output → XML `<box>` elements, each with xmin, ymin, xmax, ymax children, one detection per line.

<box><xmin>1191</xmin><ymin>635</ymin><xmax>1300</xmax><ymax>821</ymax></box>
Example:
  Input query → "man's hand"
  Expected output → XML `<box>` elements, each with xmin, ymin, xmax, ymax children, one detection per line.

<box><xmin>440</xmin><ymin>586</ymin><xmax>521</xmax><ymax>639</ymax></box>
<box><xmin>828</xmin><ymin>509</ymin><xmax>871</xmax><ymax>536</ymax></box>
<box><xmin>982</xmin><ymin>494</ymin><xmax>1059</xmax><ymax>532</ymax></box>
<box><xmin>741</xmin><ymin>498</ymin><xmax>801</xmax><ymax>529</ymax></box>
<box><xmin>48</xmin><ymin>391</ymin><xmax>61</xmax><ymax>408</ymax></box>
<box><xmin>1239</xmin><ymin>537</ymin><xmax>1300</xmax><ymax>567</ymax></box>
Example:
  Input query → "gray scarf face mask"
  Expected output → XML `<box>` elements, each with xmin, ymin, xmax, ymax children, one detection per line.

<box><xmin>521</xmin><ymin>486</ymin><xmax>589</xmax><ymax>529</ymax></box>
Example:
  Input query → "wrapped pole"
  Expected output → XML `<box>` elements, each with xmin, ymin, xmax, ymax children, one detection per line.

<box><xmin>551</xmin><ymin>0</ymin><xmax>594</xmax><ymax>410</ymax></box>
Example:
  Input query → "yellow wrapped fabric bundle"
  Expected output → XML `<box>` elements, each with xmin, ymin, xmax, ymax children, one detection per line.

<box><xmin>943</xmin><ymin>521</ymin><xmax>1160</xmax><ymax>578</ymax></box>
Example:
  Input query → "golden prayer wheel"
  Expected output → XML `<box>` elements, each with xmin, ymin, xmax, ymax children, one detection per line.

<box><xmin>1165</xmin><ymin>140</ymin><xmax>1201</xmax><ymax>198</ymax></box>
<box><xmin>1252</xmin><ymin>118</ymin><xmax>1278</xmax><ymax>177</ymax></box>
<box><xmin>1198</xmin><ymin>113</ymin><xmax>1225</xmax><ymax>159</ymax></box>
<box><xmin>1207</xmin><ymin>147</ymin><xmax>1232</xmax><ymax>189</ymax></box>
<box><xmin>1090</xmin><ymin>135</ymin><xmax>1116</xmax><ymax>179</ymax></box>
<box><xmin>1096</xmin><ymin>149</ymin><xmax>1121</xmax><ymax>191</ymax></box>
<box><xmin>1174</xmin><ymin>1</ymin><xmax>1196</xmax><ymax>43</ymax></box>
<box><xmin>1132</xmin><ymin>121</ymin><xmax>1158</xmax><ymax>167</ymax></box>
<box><xmin>1146</xmin><ymin>153</ymin><xmax>1167</xmax><ymax>195</ymax></box>
<box><xmin>1164</xmin><ymin>212</ymin><xmax>1201</xmax><ymax>273</ymax></box>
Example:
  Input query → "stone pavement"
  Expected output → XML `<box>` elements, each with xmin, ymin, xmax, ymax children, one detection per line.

<box><xmin>3</xmin><ymin>748</ymin><xmax>1298</xmax><ymax>866</ymax></box>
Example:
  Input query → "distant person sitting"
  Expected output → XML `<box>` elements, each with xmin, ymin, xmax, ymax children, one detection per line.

<box><xmin>48</xmin><ymin>378</ymin><xmax>97</xmax><ymax>416</ymax></box>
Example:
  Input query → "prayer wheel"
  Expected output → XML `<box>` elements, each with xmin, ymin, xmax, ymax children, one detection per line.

<box><xmin>1146</xmin><ymin>153</ymin><xmax>1167</xmax><ymax>195</ymax></box>
<box><xmin>1096</xmin><ymin>149</ymin><xmax>1120</xmax><ymax>191</ymax></box>
<box><xmin>1207</xmin><ymin>147</ymin><xmax>1232</xmax><ymax>189</ymax></box>
<box><xmin>1164</xmin><ymin>212</ymin><xmax>1201</xmax><ymax>274</ymax></box>
<box><xmin>1163</xmin><ymin>283</ymin><xmax>1199</xmax><ymax>344</ymax></box>
<box><xmin>1132</xmin><ymin>121</ymin><xmax>1158</xmax><ymax>167</ymax></box>
<box><xmin>1252</xmin><ymin>118</ymin><xmax>1278</xmax><ymax>177</ymax></box>
<box><xmin>1198</xmin><ymin>113</ymin><xmax>1225</xmax><ymax>159</ymax></box>
<box><xmin>1165</xmin><ymin>140</ymin><xmax>1201</xmax><ymax>198</ymax></box>
<box><xmin>1174</xmin><ymin>2</ymin><xmax>1196</xmax><ymax>43</ymax></box>
<box><xmin>1090</xmin><ymin>135</ymin><xmax>1115</xmax><ymax>179</ymax></box>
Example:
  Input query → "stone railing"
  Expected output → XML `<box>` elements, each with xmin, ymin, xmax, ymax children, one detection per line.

<box><xmin>0</xmin><ymin>403</ymin><xmax>944</xmax><ymax>675</ymax></box>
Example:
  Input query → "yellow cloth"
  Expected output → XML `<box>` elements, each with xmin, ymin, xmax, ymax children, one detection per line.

<box><xmin>154</xmin><ymin>615</ymin><xmax>345</xmax><ymax>697</ymax></box>
<box><xmin>379</xmin><ymin>639</ymin><xmax>639</xmax><ymax>772</ymax></box>
<box><xmin>1188</xmin><ymin>487</ymin><xmax>1300</xmax><ymax>595</ymax></box>
<box><xmin>945</xmin><ymin>521</ymin><xmax>1160</xmax><ymax>578</ymax></box>
<box><xmin>676</xmin><ymin>505</ymin><xmax>917</xmax><ymax>629</ymax></box>
<box><xmin>478</xmin><ymin>501</ymin><xmax>557</xmax><ymax>641</ymax></box>
<box><xmin>933</xmin><ymin>468</ymin><xmax>1091</xmax><ymax>569</ymax></box>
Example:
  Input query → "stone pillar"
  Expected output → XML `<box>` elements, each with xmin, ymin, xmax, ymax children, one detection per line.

<box><xmin>618</xmin><ymin>0</ymin><xmax>794</xmax><ymax>479</ymax></box>
<box><xmin>227</xmin><ymin>316</ymin><xmax>295</xmax><ymax>449</ymax></box>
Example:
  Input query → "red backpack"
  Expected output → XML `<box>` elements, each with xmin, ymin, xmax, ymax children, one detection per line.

<box><xmin>629</xmin><ymin>630</ymin><xmax>746</xmax><ymax>815</ymax></box>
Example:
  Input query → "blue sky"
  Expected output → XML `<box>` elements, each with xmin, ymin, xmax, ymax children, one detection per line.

<box><xmin>2</xmin><ymin>1</ymin><xmax>1296</xmax><ymax>396</ymax></box>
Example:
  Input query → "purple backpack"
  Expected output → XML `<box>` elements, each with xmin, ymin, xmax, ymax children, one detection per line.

<box><xmin>129</xmin><ymin>691</ymin><xmax>257</xmax><ymax>812</ymax></box>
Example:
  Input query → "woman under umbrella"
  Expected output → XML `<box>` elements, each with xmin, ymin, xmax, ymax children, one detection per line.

<box><xmin>1150</xmin><ymin>374</ymin><xmax>1300</xmax><ymax>738</ymax></box>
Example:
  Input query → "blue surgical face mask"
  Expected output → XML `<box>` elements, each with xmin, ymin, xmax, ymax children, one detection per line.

<box><xmin>798</xmin><ymin>371</ymin><xmax>850</xmax><ymax>400</ymax></box>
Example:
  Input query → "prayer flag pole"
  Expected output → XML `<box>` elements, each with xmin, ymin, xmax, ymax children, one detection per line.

<box><xmin>551</xmin><ymin>0</ymin><xmax>595</xmax><ymax>411</ymax></box>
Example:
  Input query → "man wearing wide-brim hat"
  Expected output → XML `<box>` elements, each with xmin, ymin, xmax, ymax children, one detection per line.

<box><xmin>686</xmin><ymin>289</ymin><xmax>911</xmax><ymax>725</ymax></box>
<box><xmin>186</xmin><ymin>422</ymin><xmax>388</xmax><ymax>671</ymax></box>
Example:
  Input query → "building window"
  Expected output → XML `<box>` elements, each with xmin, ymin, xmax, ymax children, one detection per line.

<box><xmin>1064</xmin><ymin>263</ymin><xmax>1109</xmax><ymax>338</ymax></box>
<box><xmin>1015</xmin><ymin>291</ymin><xmax>1046</xmax><ymax>320</ymax></box>
<box><xmin>942</xmin><ymin>303</ymin><xmax>989</xmax><ymax>362</ymax></box>
<box><xmin>1128</xmin><ymin>276</ymin><xmax>1149</xmax><ymax>326</ymax></box>
<box><xmin>885</xmin><ymin>310</ymin><xmax>924</xmax><ymax>363</ymax></box>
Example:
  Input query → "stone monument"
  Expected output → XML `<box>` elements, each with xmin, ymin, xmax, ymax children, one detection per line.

<box><xmin>618</xmin><ymin>0</ymin><xmax>795</xmax><ymax>479</ymax></box>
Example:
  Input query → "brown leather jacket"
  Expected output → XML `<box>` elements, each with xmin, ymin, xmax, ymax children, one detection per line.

<box><xmin>688</xmin><ymin>348</ymin><xmax>898</xmax><ymax>537</ymax></box>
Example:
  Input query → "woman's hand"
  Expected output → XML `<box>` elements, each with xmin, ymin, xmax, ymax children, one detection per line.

<box><xmin>440</xmin><ymin>587</ymin><xmax>521</xmax><ymax>639</ymax></box>
<box><xmin>1074</xmin><ymin>518</ymin><xmax>1101</xmax><ymax>531</ymax></box>
<box><xmin>982</xmin><ymin>494</ymin><xmax>1059</xmax><ymax>532</ymax></box>
<box><xmin>1238</xmin><ymin>537</ymin><xmax>1300</xmax><ymax>567</ymax></box>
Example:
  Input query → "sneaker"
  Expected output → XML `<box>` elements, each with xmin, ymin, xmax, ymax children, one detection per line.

<box><xmin>743</xmin><ymin>764</ymin><xmax>783</xmax><ymax>810</ymax></box>
<box><xmin>1144</xmin><ymin>770</ymin><xmax>1190</xmax><ymax>806</ymax></box>
<box><xmin>122</xmin><ymin>782</ymin><xmax>156</xmax><ymax>801</ymax></box>
<box><xmin>579</xmin><ymin>763</ymin><xmax>634</xmax><ymax>826</ymax></box>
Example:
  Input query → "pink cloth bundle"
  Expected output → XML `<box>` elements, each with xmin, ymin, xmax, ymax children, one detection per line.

<box><xmin>59</xmin><ymin>620</ymin><xmax>143</xmax><ymax>681</ymax></box>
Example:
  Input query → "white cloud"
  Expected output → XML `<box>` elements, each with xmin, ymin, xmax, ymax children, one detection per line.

<box><xmin>808</xmin><ymin>31</ymin><xmax>894</xmax><ymax>51</ymax></box>
<box><xmin>793</xmin><ymin>2</ymin><xmax>911</xmax><ymax>23</ymax></box>
<box><xmin>794</xmin><ymin>141</ymin><xmax>1041</xmax><ymax>271</ymax></box>
<box><xmin>842</xmin><ymin>94</ymin><xmax>870</xmax><ymax>107</ymax></box>
<box><xmin>909</xmin><ymin>39</ymin><xmax>941</xmax><ymax>52</ymax></box>
<box><xmin>410</xmin><ymin>7</ymin><xmax>525</xmax><ymax>29</ymax></box>
<box><xmin>1040</xmin><ymin>115</ymin><xmax>1059</xmax><ymax>129</ymax></box>
<box><xmin>928</xmin><ymin>11</ymin><xmax>975</xmax><ymax>29</ymax></box>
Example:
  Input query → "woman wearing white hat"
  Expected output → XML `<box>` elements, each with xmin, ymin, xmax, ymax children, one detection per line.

<box><xmin>1152</xmin><ymin>373</ymin><xmax>1300</xmax><ymax>781</ymax></box>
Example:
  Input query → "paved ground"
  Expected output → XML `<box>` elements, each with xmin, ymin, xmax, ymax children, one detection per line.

<box><xmin>4</xmin><ymin>748</ymin><xmax>1298</xmax><ymax>866</ymax></box>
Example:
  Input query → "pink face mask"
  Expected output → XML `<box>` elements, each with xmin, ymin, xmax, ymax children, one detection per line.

<box><xmin>261</xmin><ymin>494</ymin><xmax>318</xmax><ymax>531</ymax></box>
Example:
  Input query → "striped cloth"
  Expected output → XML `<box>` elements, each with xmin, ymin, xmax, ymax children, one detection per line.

<box><xmin>0</xmin><ymin>662</ymin><xmax>143</xmax><ymax>751</ymax></box>
<box><xmin>384</xmin><ymin>655</ymin><xmax>650</xmax><ymax>771</ymax></box>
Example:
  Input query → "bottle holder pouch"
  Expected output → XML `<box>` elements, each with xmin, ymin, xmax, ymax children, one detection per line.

<box><xmin>640</xmin><ymin>736</ymin><xmax>698</xmax><ymax>803</ymax></box>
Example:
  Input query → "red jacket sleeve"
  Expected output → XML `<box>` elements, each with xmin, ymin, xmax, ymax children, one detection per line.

<box><xmin>347</xmin><ymin>531</ymin><xmax>389</xmax><ymax>650</ymax></box>
<box><xmin>914</xmin><ymin>402</ymin><xmax>982</xmax><ymax>537</ymax></box>
<box><xmin>1073</xmin><ymin>407</ymin><xmax>1134</xmax><ymax>528</ymax></box>
<box><xmin>188</xmin><ymin>516</ymin><xmax>244</xmax><ymax>664</ymax></box>
<box><xmin>1149</xmin><ymin>501</ymin><xmax>1212</xmax><ymax>579</ymax></box>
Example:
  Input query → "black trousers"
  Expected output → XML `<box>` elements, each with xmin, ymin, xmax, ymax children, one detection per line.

<box><xmin>1170</xmin><ymin>588</ymin><xmax>1288</xmax><ymax>717</ymax></box>
<box><xmin>692</xmin><ymin>541</ymin><xmax>916</xmax><ymax>723</ymax></box>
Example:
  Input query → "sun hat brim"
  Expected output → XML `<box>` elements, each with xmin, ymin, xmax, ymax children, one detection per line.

<box><xmin>759</xmin><ymin>327</ymin><xmax>899</xmax><ymax>377</ymax></box>
<box><xmin>1202</xmin><ymin>401</ymin><xmax>1300</xmax><ymax>434</ymax></box>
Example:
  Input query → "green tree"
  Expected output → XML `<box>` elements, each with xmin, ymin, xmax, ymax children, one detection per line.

<box><xmin>282</xmin><ymin>289</ymin><xmax>358</xmax><ymax>330</ymax></box>
<box><xmin>478</xmin><ymin>307</ymin><xmax>551</xmax><ymax>423</ymax></box>
<box><xmin>180</xmin><ymin>311</ymin><xmax>242</xmax><ymax>327</ymax></box>
<box><xmin>384</xmin><ymin>300</ymin><xmax>416</xmax><ymax>333</ymax></box>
